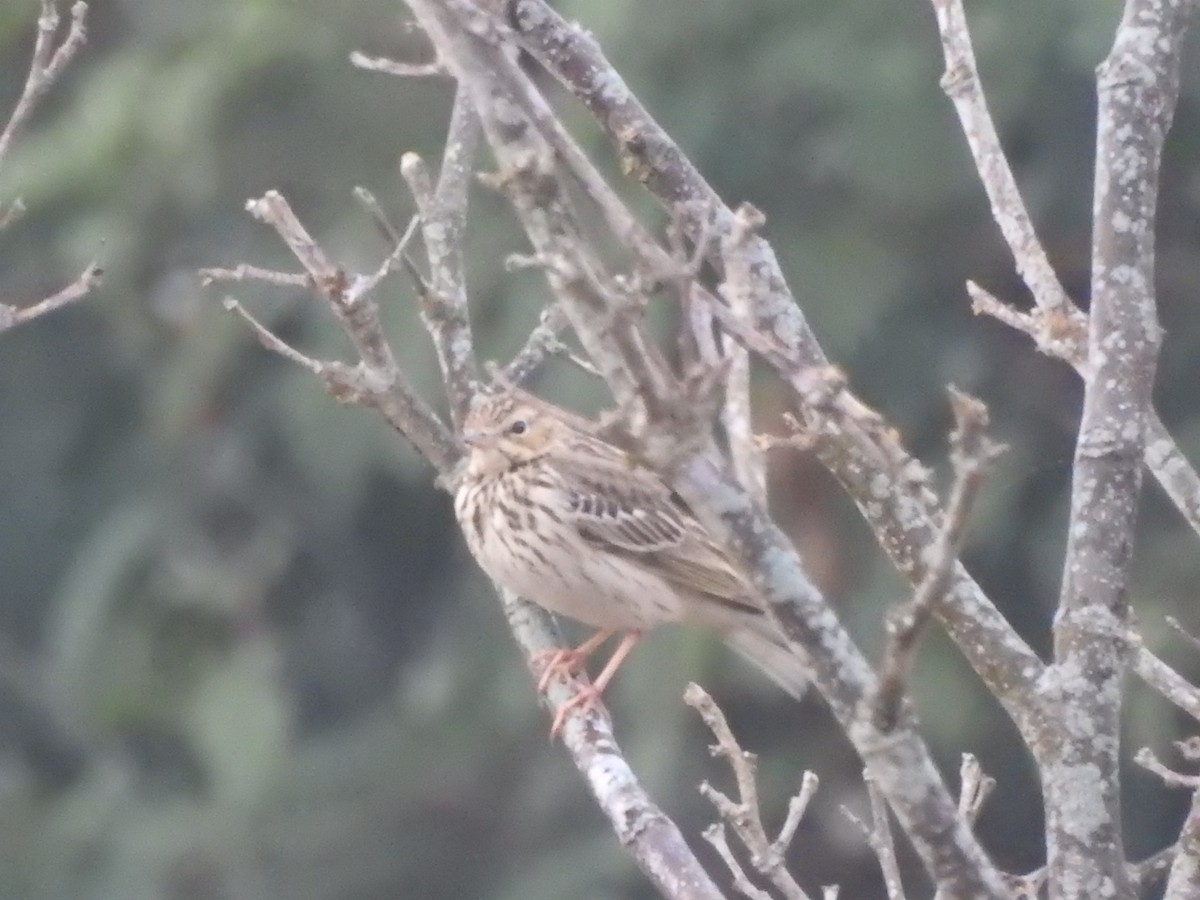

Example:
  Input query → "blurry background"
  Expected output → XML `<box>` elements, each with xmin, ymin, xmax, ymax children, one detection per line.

<box><xmin>2</xmin><ymin>0</ymin><xmax>1200</xmax><ymax>897</ymax></box>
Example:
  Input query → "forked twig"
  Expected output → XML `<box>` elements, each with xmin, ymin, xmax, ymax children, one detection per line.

<box><xmin>686</xmin><ymin>682</ymin><xmax>817</xmax><ymax>900</ymax></box>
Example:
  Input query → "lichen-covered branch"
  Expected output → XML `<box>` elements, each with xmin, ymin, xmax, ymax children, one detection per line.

<box><xmin>930</xmin><ymin>0</ymin><xmax>1078</xmax><ymax>330</ymax></box>
<box><xmin>873</xmin><ymin>390</ymin><xmax>1002</xmax><ymax>733</ymax></box>
<box><xmin>401</xmin><ymin>86</ymin><xmax>481</xmax><ymax>426</ymax></box>
<box><xmin>508</xmin><ymin>0</ymin><xmax>1046</xmax><ymax>743</ymax></box>
<box><xmin>936</xmin><ymin>0</ymin><xmax>1200</xmax><ymax>751</ymax></box>
<box><xmin>409</xmin><ymin>2</ymin><xmax>1013</xmax><ymax>893</ymax></box>
<box><xmin>843</xmin><ymin>773</ymin><xmax>906</xmax><ymax>900</ymax></box>
<box><xmin>718</xmin><ymin>206</ymin><xmax>767</xmax><ymax>508</ymax></box>
<box><xmin>666</xmin><ymin>448</ymin><xmax>1007</xmax><ymax>898</ymax></box>
<box><xmin>505</xmin><ymin>598</ymin><xmax>728</xmax><ymax>900</ymax></box>
<box><xmin>1041</xmin><ymin>2</ymin><xmax>1189</xmax><ymax>896</ymax></box>
<box><xmin>208</xmin><ymin>172</ymin><xmax>729</xmax><ymax>898</ymax></box>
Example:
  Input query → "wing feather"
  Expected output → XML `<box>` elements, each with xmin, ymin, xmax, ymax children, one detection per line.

<box><xmin>551</xmin><ymin>451</ymin><xmax>761</xmax><ymax>616</ymax></box>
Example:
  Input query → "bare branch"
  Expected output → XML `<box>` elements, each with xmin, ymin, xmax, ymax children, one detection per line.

<box><xmin>498</xmin><ymin>597</ymin><xmax>728</xmax><ymax>900</ymax></box>
<box><xmin>873</xmin><ymin>390</ymin><xmax>1003</xmax><ymax>731</ymax></box>
<box><xmin>228</xmin><ymin>190</ymin><xmax>459</xmax><ymax>476</ymax></box>
<box><xmin>929</xmin><ymin>0</ymin><xmax>1077</xmax><ymax>326</ymax></box>
<box><xmin>509</xmin><ymin>1</ymin><xmax>1045</xmax><ymax>759</ymax></box>
<box><xmin>0</xmin><ymin>1</ymin><xmax>89</xmax><ymax>176</ymax></box>
<box><xmin>401</xmin><ymin>86</ymin><xmax>481</xmax><ymax>426</ymax></box>
<box><xmin>843</xmin><ymin>773</ymin><xmax>907</xmax><ymax>900</ymax></box>
<box><xmin>0</xmin><ymin>3</ymin><xmax>98</xmax><ymax>332</ymax></box>
<box><xmin>935</xmin><ymin>5</ymin><xmax>1200</xmax><ymax>807</ymax></box>
<box><xmin>0</xmin><ymin>258</ymin><xmax>101</xmax><ymax>334</ymax></box>
<box><xmin>218</xmin><ymin>174</ymin><xmax>727</xmax><ymax>899</ymax></box>
<box><xmin>1134</xmin><ymin>649</ymin><xmax>1200</xmax><ymax>723</ymax></box>
<box><xmin>970</xmin><ymin>280</ymin><xmax>1200</xmax><ymax>561</ymax></box>
<box><xmin>686</xmin><ymin>682</ymin><xmax>814</xmax><ymax>900</ymax></box>
<box><xmin>1136</xmin><ymin>746</ymin><xmax>1200</xmax><ymax>790</ymax></box>
<box><xmin>719</xmin><ymin>204</ymin><xmax>768</xmax><ymax>509</ymax></box>
<box><xmin>700</xmin><ymin>285</ymin><xmax>1047</xmax><ymax>742</ymax></box>
<box><xmin>1135</xmin><ymin>738</ymin><xmax>1200</xmax><ymax>898</ymax></box>
<box><xmin>1040</xmin><ymin>2</ymin><xmax>1191</xmax><ymax>892</ymax></box>
<box><xmin>956</xmin><ymin>753</ymin><xmax>996</xmax><ymax>826</ymax></box>
<box><xmin>500</xmin><ymin>303</ymin><xmax>571</xmax><ymax>384</ymax></box>
<box><xmin>409</xmin><ymin>0</ymin><xmax>683</xmax><ymax>439</ymax></box>
<box><xmin>349</xmin><ymin>49</ymin><xmax>445</xmax><ymax>78</ymax></box>
<box><xmin>199</xmin><ymin>264</ymin><xmax>310</xmax><ymax>288</ymax></box>
<box><xmin>701</xmin><ymin>826</ymin><xmax>775</xmax><ymax>900</ymax></box>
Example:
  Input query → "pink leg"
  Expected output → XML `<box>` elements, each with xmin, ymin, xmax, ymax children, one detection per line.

<box><xmin>532</xmin><ymin>629</ymin><xmax>616</xmax><ymax>693</ymax></box>
<box><xmin>549</xmin><ymin>631</ymin><xmax>642</xmax><ymax>739</ymax></box>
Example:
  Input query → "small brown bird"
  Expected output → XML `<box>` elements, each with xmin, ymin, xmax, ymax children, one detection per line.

<box><xmin>453</xmin><ymin>391</ymin><xmax>808</xmax><ymax>735</ymax></box>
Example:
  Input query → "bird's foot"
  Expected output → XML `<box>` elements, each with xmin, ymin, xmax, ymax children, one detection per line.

<box><xmin>542</xmin><ymin>630</ymin><xmax>642</xmax><ymax>740</ymax></box>
<box><xmin>531</xmin><ymin>647</ymin><xmax>586</xmax><ymax>693</ymax></box>
<box><xmin>548</xmin><ymin>683</ymin><xmax>607</xmax><ymax>740</ymax></box>
<box><xmin>530</xmin><ymin>629</ymin><xmax>616</xmax><ymax>693</ymax></box>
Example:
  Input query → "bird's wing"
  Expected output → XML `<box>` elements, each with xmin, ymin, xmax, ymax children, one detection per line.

<box><xmin>554</xmin><ymin>454</ymin><xmax>761</xmax><ymax>614</ymax></box>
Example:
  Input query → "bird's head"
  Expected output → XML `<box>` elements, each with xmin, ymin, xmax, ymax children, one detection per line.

<box><xmin>461</xmin><ymin>394</ymin><xmax>560</xmax><ymax>477</ymax></box>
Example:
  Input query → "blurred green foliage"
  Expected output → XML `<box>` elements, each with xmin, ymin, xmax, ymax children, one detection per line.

<box><xmin>2</xmin><ymin>0</ymin><xmax>1199</xmax><ymax>897</ymax></box>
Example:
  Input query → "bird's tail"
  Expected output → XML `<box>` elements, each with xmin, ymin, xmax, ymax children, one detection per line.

<box><xmin>724</xmin><ymin>622</ymin><xmax>810</xmax><ymax>700</ymax></box>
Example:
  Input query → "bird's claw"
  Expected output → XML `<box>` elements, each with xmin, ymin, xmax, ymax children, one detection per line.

<box><xmin>548</xmin><ymin>684</ymin><xmax>607</xmax><ymax>740</ymax></box>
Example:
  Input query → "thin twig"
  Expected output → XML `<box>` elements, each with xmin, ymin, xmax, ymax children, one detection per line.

<box><xmin>1165</xmin><ymin>790</ymin><xmax>1200</xmax><ymax>899</ymax></box>
<box><xmin>1167</xmin><ymin>616</ymin><xmax>1200</xmax><ymax>656</ymax></box>
<box><xmin>686</xmin><ymin>682</ymin><xmax>814</xmax><ymax>900</ymax></box>
<box><xmin>0</xmin><ymin>258</ymin><xmax>101</xmax><ymax>334</ymax></box>
<box><xmin>956</xmin><ymin>753</ymin><xmax>995</xmax><ymax>826</ymax></box>
<box><xmin>215</xmin><ymin>166</ymin><xmax>723</xmax><ymax>898</ymax></box>
<box><xmin>1135</xmin><ymin>746</ymin><xmax>1200</xmax><ymax>791</ymax></box>
<box><xmin>1133</xmin><ymin>648</ymin><xmax>1200</xmax><ymax>724</ymax></box>
<box><xmin>719</xmin><ymin>203</ymin><xmax>768</xmax><ymax>509</ymax></box>
<box><xmin>353</xmin><ymin>186</ymin><xmax>413</xmax><ymax>248</ymax></box>
<box><xmin>873</xmin><ymin>389</ymin><xmax>1003</xmax><ymax>731</ymax></box>
<box><xmin>1135</xmin><ymin>740</ymin><xmax>1200</xmax><ymax>897</ymax></box>
<box><xmin>701</xmin><ymin>825</ymin><xmax>774</xmax><ymax>900</ymax></box>
<box><xmin>0</xmin><ymin>3</ymin><xmax>98</xmax><ymax>332</ymax></box>
<box><xmin>349</xmin><ymin>50</ymin><xmax>445</xmax><ymax>78</ymax></box>
<box><xmin>406</xmin><ymin>87</ymin><xmax>498</xmax><ymax>424</ymax></box>
<box><xmin>843</xmin><ymin>772</ymin><xmax>906</xmax><ymax>900</ymax></box>
<box><xmin>929</xmin><ymin>0</ymin><xmax>1077</xmax><ymax>327</ymax></box>
<box><xmin>0</xmin><ymin>1</ymin><xmax>90</xmax><ymax>175</ymax></box>
<box><xmin>199</xmin><ymin>263</ymin><xmax>310</xmax><ymax>289</ymax></box>
<box><xmin>930</xmin><ymin>755</ymin><xmax>998</xmax><ymax>900</ymax></box>
<box><xmin>229</xmin><ymin>190</ymin><xmax>459</xmax><ymax>476</ymax></box>
<box><xmin>501</xmin><ymin>303</ymin><xmax>571</xmax><ymax>384</ymax></box>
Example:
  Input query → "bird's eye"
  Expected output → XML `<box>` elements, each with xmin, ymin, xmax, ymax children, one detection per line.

<box><xmin>508</xmin><ymin>419</ymin><xmax>528</xmax><ymax>435</ymax></box>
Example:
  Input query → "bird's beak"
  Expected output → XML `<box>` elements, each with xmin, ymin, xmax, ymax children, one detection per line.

<box><xmin>462</xmin><ymin>430</ymin><xmax>485</xmax><ymax>448</ymax></box>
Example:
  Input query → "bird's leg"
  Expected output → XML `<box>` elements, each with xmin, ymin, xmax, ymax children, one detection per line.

<box><xmin>548</xmin><ymin>631</ymin><xmax>642</xmax><ymax>739</ymax></box>
<box><xmin>532</xmin><ymin>628</ymin><xmax>617</xmax><ymax>693</ymax></box>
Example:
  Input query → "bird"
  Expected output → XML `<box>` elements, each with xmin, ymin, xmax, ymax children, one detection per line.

<box><xmin>452</xmin><ymin>390</ymin><xmax>809</xmax><ymax>736</ymax></box>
